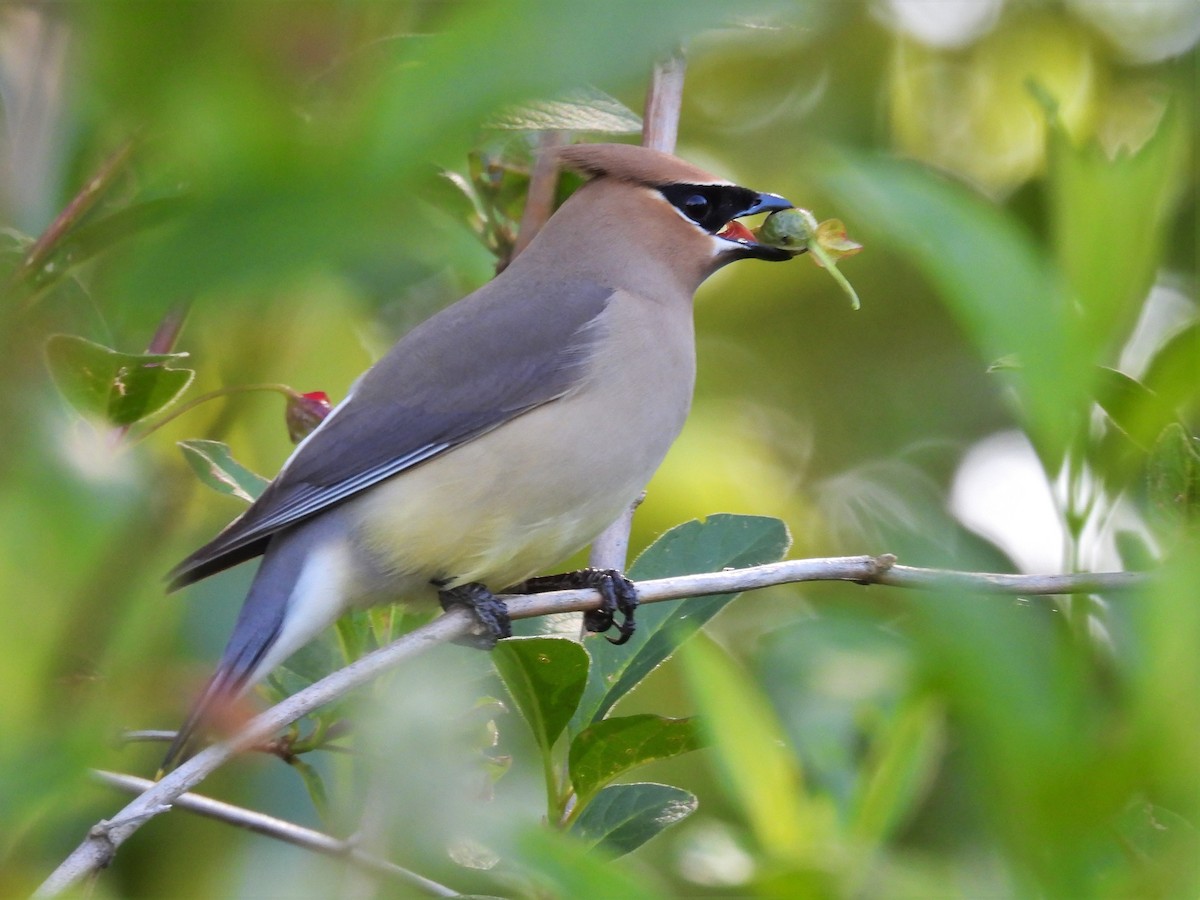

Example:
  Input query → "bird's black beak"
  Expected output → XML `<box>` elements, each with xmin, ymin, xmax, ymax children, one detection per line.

<box><xmin>741</xmin><ymin>192</ymin><xmax>794</xmax><ymax>217</ymax></box>
<box><xmin>717</xmin><ymin>191</ymin><xmax>796</xmax><ymax>262</ymax></box>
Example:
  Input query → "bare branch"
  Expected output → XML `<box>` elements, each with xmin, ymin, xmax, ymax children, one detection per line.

<box><xmin>92</xmin><ymin>770</ymin><xmax>459</xmax><ymax>897</ymax></box>
<box><xmin>508</xmin><ymin>131</ymin><xmax>565</xmax><ymax>262</ymax></box>
<box><xmin>641</xmin><ymin>51</ymin><xmax>687</xmax><ymax>152</ymax></box>
<box><xmin>37</xmin><ymin>610</ymin><xmax>474</xmax><ymax>897</ymax></box>
<box><xmin>144</xmin><ymin>300</ymin><xmax>191</xmax><ymax>355</ymax></box>
<box><xmin>874</xmin><ymin>563</ymin><xmax>1144</xmax><ymax>595</ymax></box>
<box><xmin>6</xmin><ymin>136</ymin><xmax>136</xmax><ymax>302</ymax></box>
<box><xmin>38</xmin><ymin>554</ymin><xmax>1146</xmax><ymax>895</ymax></box>
<box><xmin>588</xmin><ymin>492</ymin><xmax>644</xmax><ymax>573</ymax></box>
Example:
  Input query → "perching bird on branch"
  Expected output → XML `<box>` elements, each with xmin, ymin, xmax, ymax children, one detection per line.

<box><xmin>162</xmin><ymin>142</ymin><xmax>796</xmax><ymax>770</ymax></box>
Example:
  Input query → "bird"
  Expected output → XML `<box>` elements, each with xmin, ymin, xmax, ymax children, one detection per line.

<box><xmin>161</xmin><ymin>141</ymin><xmax>795</xmax><ymax>769</ymax></box>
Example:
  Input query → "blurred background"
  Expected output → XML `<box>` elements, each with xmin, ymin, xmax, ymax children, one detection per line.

<box><xmin>1</xmin><ymin>0</ymin><xmax>1196</xmax><ymax>896</ymax></box>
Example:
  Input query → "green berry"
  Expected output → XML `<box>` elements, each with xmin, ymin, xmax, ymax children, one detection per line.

<box><xmin>755</xmin><ymin>208</ymin><xmax>811</xmax><ymax>250</ymax></box>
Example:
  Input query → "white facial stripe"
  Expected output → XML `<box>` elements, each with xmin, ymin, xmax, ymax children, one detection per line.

<box><xmin>709</xmin><ymin>233</ymin><xmax>752</xmax><ymax>256</ymax></box>
<box><xmin>645</xmin><ymin>186</ymin><xmax>760</xmax><ymax>256</ymax></box>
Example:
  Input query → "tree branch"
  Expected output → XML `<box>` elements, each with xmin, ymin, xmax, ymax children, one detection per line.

<box><xmin>508</xmin><ymin>131</ymin><xmax>564</xmax><ymax>263</ymax></box>
<box><xmin>36</xmin><ymin>610</ymin><xmax>474</xmax><ymax>897</ymax></box>
<box><xmin>91</xmin><ymin>770</ymin><xmax>459</xmax><ymax>896</ymax></box>
<box><xmin>37</xmin><ymin>552</ymin><xmax>1145</xmax><ymax>896</ymax></box>
<box><xmin>6</xmin><ymin>136</ymin><xmax>136</xmax><ymax>303</ymax></box>
<box><xmin>641</xmin><ymin>51</ymin><xmax>687</xmax><ymax>153</ymax></box>
<box><xmin>588</xmin><ymin>492</ymin><xmax>644</xmax><ymax>573</ymax></box>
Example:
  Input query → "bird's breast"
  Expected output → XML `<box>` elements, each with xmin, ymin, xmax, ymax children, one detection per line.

<box><xmin>349</xmin><ymin>288</ymin><xmax>696</xmax><ymax>594</ymax></box>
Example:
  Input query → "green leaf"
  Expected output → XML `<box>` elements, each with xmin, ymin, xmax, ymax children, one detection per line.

<box><xmin>1091</xmin><ymin>366</ymin><xmax>1183</xmax><ymax>490</ymax></box>
<box><xmin>570</xmin><ymin>782</ymin><xmax>697</xmax><ymax>857</ymax></box>
<box><xmin>1143</xmin><ymin>322</ymin><xmax>1200</xmax><ymax>423</ymax></box>
<box><xmin>1147</xmin><ymin>424</ymin><xmax>1200</xmax><ymax>531</ymax></box>
<box><xmin>44</xmin><ymin>334</ymin><xmax>194</xmax><ymax>426</ymax></box>
<box><xmin>1046</xmin><ymin>97</ymin><xmax>1190</xmax><ymax>359</ymax></box>
<box><xmin>491</xmin><ymin>636</ymin><xmax>589</xmax><ymax>756</ymax></box>
<box><xmin>488</xmin><ymin>87</ymin><xmax>642</xmax><ymax>133</ymax></box>
<box><xmin>850</xmin><ymin>695</ymin><xmax>945</xmax><ymax>844</ymax></box>
<box><xmin>906</xmin><ymin>586</ymin><xmax>1117</xmax><ymax>869</ymax></box>
<box><xmin>571</xmin><ymin>514</ymin><xmax>790</xmax><ymax>732</ymax></box>
<box><xmin>1110</xmin><ymin>797</ymin><xmax>1200</xmax><ymax>897</ymax></box>
<box><xmin>1113</xmin><ymin>798</ymin><xmax>1200</xmax><ymax>870</ymax></box>
<box><xmin>569</xmin><ymin>715</ymin><xmax>704</xmax><ymax>807</ymax></box>
<box><xmin>177</xmin><ymin>439</ymin><xmax>269</xmax><ymax>503</ymax></box>
<box><xmin>263</xmin><ymin>666</ymin><xmax>317</xmax><ymax>703</ymax></box>
<box><xmin>813</xmin><ymin>152</ymin><xmax>1085</xmax><ymax>463</ymax></box>
<box><xmin>288</xmin><ymin>757</ymin><xmax>332</xmax><ymax>827</ymax></box>
<box><xmin>514</xmin><ymin>826</ymin><xmax>661</xmax><ymax>900</ymax></box>
<box><xmin>51</xmin><ymin>197</ymin><xmax>186</xmax><ymax>266</ymax></box>
<box><xmin>679</xmin><ymin>634</ymin><xmax>826</xmax><ymax>861</ymax></box>
<box><xmin>756</xmin><ymin>612</ymin><xmax>916</xmax><ymax>820</ymax></box>
<box><xmin>1094</xmin><ymin>367</ymin><xmax>1179</xmax><ymax>451</ymax></box>
<box><xmin>29</xmin><ymin>197</ymin><xmax>187</xmax><ymax>298</ymax></box>
<box><xmin>1114</xmin><ymin>529</ymin><xmax>1157</xmax><ymax>571</ymax></box>
<box><xmin>363</xmin><ymin>1</ymin><xmax>734</xmax><ymax>173</ymax></box>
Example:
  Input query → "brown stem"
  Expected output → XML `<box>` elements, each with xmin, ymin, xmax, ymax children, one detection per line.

<box><xmin>144</xmin><ymin>300</ymin><xmax>192</xmax><ymax>355</ymax></box>
<box><xmin>506</xmin><ymin>131</ymin><xmax>566</xmax><ymax>267</ymax></box>
<box><xmin>8</xmin><ymin>137</ymin><xmax>137</xmax><ymax>302</ymax></box>
<box><xmin>92</xmin><ymin>770</ymin><xmax>459</xmax><ymax>896</ymax></box>
<box><xmin>130</xmin><ymin>383</ymin><xmax>300</xmax><ymax>444</ymax></box>
<box><xmin>641</xmin><ymin>51</ymin><xmax>687</xmax><ymax>153</ymax></box>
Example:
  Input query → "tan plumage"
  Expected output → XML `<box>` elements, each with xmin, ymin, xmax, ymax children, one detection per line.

<box><xmin>163</xmin><ymin>143</ymin><xmax>793</xmax><ymax>767</ymax></box>
<box><xmin>556</xmin><ymin>141</ymin><xmax>732</xmax><ymax>187</ymax></box>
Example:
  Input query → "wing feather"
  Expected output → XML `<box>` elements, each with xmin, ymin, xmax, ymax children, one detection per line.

<box><xmin>169</xmin><ymin>276</ymin><xmax>615</xmax><ymax>589</ymax></box>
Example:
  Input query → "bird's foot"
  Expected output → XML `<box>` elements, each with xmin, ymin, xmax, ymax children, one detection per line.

<box><xmin>510</xmin><ymin>568</ymin><xmax>638</xmax><ymax>645</ymax></box>
<box><xmin>437</xmin><ymin>582</ymin><xmax>513</xmax><ymax>649</ymax></box>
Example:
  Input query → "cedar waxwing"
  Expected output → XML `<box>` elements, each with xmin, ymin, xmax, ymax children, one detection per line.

<box><xmin>162</xmin><ymin>142</ymin><xmax>794</xmax><ymax>768</ymax></box>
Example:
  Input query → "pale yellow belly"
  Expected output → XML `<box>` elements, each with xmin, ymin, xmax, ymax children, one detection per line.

<box><xmin>345</xmin><ymin>289</ymin><xmax>695</xmax><ymax>599</ymax></box>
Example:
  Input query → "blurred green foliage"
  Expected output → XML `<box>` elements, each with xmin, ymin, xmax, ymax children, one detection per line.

<box><xmin>1</xmin><ymin>1</ymin><xmax>1196</xmax><ymax>897</ymax></box>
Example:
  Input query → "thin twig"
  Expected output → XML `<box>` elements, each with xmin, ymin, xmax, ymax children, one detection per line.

<box><xmin>37</xmin><ymin>553</ymin><xmax>1146</xmax><ymax>896</ymax></box>
<box><xmin>37</xmin><ymin>610</ymin><xmax>473</xmax><ymax>898</ymax></box>
<box><xmin>130</xmin><ymin>382</ymin><xmax>300</xmax><ymax>444</ymax></box>
<box><xmin>873</xmin><ymin>563</ymin><xmax>1146</xmax><ymax>595</ymax></box>
<box><xmin>92</xmin><ymin>770</ymin><xmax>459</xmax><ymax>897</ymax></box>
<box><xmin>588</xmin><ymin>492</ymin><xmax>645</xmax><ymax>574</ymax></box>
<box><xmin>508</xmin><ymin>131</ymin><xmax>565</xmax><ymax>263</ymax></box>
<box><xmin>8</xmin><ymin>137</ymin><xmax>136</xmax><ymax>302</ymax></box>
<box><xmin>641</xmin><ymin>51</ymin><xmax>687</xmax><ymax>153</ymax></box>
<box><xmin>144</xmin><ymin>300</ymin><xmax>192</xmax><ymax>355</ymax></box>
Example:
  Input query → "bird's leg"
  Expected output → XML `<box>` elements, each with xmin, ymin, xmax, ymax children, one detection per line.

<box><xmin>509</xmin><ymin>568</ymin><xmax>638</xmax><ymax>646</ymax></box>
<box><xmin>436</xmin><ymin>581</ymin><xmax>512</xmax><ymax>649</ymax></box>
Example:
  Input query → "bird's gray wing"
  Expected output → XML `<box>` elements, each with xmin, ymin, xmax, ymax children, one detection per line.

<box><xmin>169</xmin><ymin>277</ymin><xmax>615</xmax><ymax>589</ymax></box>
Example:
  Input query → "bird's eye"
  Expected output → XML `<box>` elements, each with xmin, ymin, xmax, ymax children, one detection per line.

<box><xmin>682</xmin><ymin>194</ymin><xmax>710</xmax><ymax>222</ymax></box>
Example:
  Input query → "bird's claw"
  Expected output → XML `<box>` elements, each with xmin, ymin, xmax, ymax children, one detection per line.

<box><xmin>512</xmin><ymin>567</ymin><xmax>638</xmax><ymax>645</ymax></box>
<box><xmin>437</xmin><ymin>582</ymin><xmax>512</xmax><ymax>649</ymax></box>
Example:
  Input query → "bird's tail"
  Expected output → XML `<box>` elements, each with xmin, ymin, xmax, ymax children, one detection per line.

<box><xmin>159</xmin><ymin>542</ymin><xmax>302</xmax><ymax>773</ymax></box>
<box><xmin>159</xmin><ymin>523</ymin><xmax>350</xmax><ymax>774</ymax></box>
<box><xmin>158</xmin><ymin>606</ymin><xmax>286</xmax><ymax>773</ymax></box>
<box><xmin>158</xmin><ymin>663</ymin><xmax>261</xmax><ymax>775</ymax></box>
